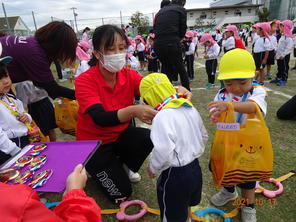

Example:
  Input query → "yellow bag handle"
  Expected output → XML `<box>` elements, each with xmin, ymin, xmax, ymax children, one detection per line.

<box><xmin>247</xmin><ymin>103</ymin><xmax>265</xmax><ymax>121</ymax></box>
<box><xmin>218</xmin><ymin>102</ymin><xmax>236</xmax><ymax>123</ymax></box>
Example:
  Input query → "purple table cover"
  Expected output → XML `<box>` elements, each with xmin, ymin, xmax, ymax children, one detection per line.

<box><xmin>14</xmin><ymin>141</ymin><xmax>100</xmax><ymax>193</ymax></box>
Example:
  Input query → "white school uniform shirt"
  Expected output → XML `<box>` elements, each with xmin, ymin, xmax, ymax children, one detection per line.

<box><xmin>269</xmin><ymin>35</ymin><xmax>278</xmax><ymax>51</ymax></box>
<box><xmin>75</xmin><ymin>60</ymin><xmax>90</xmax><ymax>78</ymax></box>
<box><xmin>206</xmin><ymin>43</ymin><xmax>220</xmax><ymax>60</ymax></box>
<box><xmin>293</xmin><ymin>35</ymin><xmax>296</xmax><ymax>48</ymax></box>
<box><xmin>275</xmin><ymin>36</ymin><xmax>293</xmax><ymax>59</ymax></box>
<box><xmin>0</xmin><ymin>126</ymin><xmax>21</xmax><ymax>156</ymax></box>
<box><xmin>0</xmin><ymin>94</ymin><xmax>32</xmax><ymax>139</ymax></box>
<box><xmin>15</xmin><ymin>81</ymin><xmax>48</xmax><ymax>107</ymax></box>
<box><xmin>127</xmin><ymin>55</ymin><xmax>140</xmax><ymax>70</ymax></box>
<box><xmin>192</xmin><ymin>36</ymin><xmax>199</xmax><ymax>46</ymax></box>
<box><xmin>222</xmin><ymin>36</ymin><xmax>235</xmax><ymax>51</ymax></box>
<box><xmin>214</xmin><ymin>85</ymin><xmax>267</xmax><ymax>123</ymax></box>
<box><xmin>149</xmin><ymin>106</ymin><xmax>208</xmax><ymax>175</ymax></box>
<box><xmin>253</xmin><ymin>37</ymin><xmax>273</xmax><ymax>53</ymax></box>
<box><xmin>185</xmin><ymin>42</ymin><xmax>196</xmax><ymax>55</ymax></box>
<box><xmin>252</xmin><ymin>32</ymin><xmax>260</xmax><ymax>44</ymax></box>
<box><xmin>136</xmin><ymin>43</ymin><xmax>145</xmax><ymax>52</ymax></box>
<box><xmin>215</xmin><ymin>33</ymin><xmax>223</xmax><ymax>42</ymax></box>
<box><xmin>127</xmin><ymin>45</ymin><xmax>135</xmax><ymax>54</ymax></box>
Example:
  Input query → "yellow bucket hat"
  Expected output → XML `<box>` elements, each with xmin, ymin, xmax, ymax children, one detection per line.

<box><xmin>218</xmin><ymin>49</ymin><xmax>256</xmax><ymax>80</ymax></box>
<box><xmin>139</xmin><ymin>73</ymin><xmax>192</xmax><ymax>110</ymax></box>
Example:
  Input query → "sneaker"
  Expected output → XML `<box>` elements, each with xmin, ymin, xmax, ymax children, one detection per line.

<box><xmin>210</xmin><ymin>188</ymin><xmax>238</xmax><ymax>206</ymax></box>
<box><xmin>58</xmin><ymin>78</ymin><xmax>67</xmax><ymax>82</ymax></box>
<box><xmin>123</xmin><ymin>164</ymin><xmax>141</xmax><ymax>183</ymax></box>
<box><xmin>266</xmin><ymin>73</ymin><xmax>272</xmax><ymax>80</ymax></box>
<box><xmin>276</xmin><ymin>80</ymin><xmax>287</xmax><ymax>86</ymax></box>
<box><xmin>128</xmin><ymin>170</ymin><xmax>141</xmax><ymax>183</ymax></box>
<box><xmin>241</xmin><ymin>206</ymin><xmax>256</xmax><ymax>222</ymax></box>
<box><xmin>205</xmin><ymin>83</ymin><xmax>213</xmax><ymax>89</ymax></box>
<box><xmin>291</xmin><ymin>66</ymin><xmax>296</xmax><ymax>70</ymax></box>
<box><xmin>269</xmin><ymin>79</ymin><xmax>279</xmax><ymax>84</ymax></box>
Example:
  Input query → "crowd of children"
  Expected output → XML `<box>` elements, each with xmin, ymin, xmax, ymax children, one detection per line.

<box><xmin>0</xmin><ymin>14</ymin><xmax>295</xmax><ymax>222</ymax></box>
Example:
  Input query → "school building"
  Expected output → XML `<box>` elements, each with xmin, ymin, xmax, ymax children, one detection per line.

<box><xmin>186</xmin><ymin>4</ymin><xmax>261</xmax><ymax>29</ymax></box>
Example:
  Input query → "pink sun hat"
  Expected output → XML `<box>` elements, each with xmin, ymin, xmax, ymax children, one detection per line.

<box><xmin>199</xmin><ymin>33</ymin><xmax>216</xmax><ymax>45</ymax></box>
<box><xmin>223</xmin><ymin>25</ymin><xmax>239</xmax><ymax>39</ymax></box>
<box><xmin>256</xmin><ymin>22</ymin><xmax>271</xmax><ymax>39</ymax></box>
<box><xmin>185</xmin><ymin>31</ymin><xmax>194</xmax><ymax>38</ymax></box>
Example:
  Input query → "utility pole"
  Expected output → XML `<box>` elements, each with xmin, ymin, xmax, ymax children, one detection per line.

<box><xmin>120</xmin><ymin>11</ymin><xmax>123</xmax><ymax>26</ymax></box>
<box><xmin>101</xmin><ymin>17</ymin><xmax>104</xmax><ymax>25</ymax></box>
<box><xmin>2</xmin><ymin>3</ymin><xmax>11</xmax><ymax>33</ymax></box>
<box><xmin>32</xmin><ymin>11</ymin><xmax>37</xmax><ymax>31</ymax></box>
<box><xmin>51</xmin><ymin>16</ymin><xmax>54</xmax><ymax>22</ymax></box>
<box><xmin>71</xmin><ymin>7</ymin><xmax>78</xmax><ymax>33</ymax></box>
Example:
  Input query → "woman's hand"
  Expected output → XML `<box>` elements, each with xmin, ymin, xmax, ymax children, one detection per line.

<box><xmin>64</xmin><ymin>164</ymin><xmax>87</xmax><ymax>196</ymax></box>
<box><xmin>176</xmin><ymin>86</ymin><xmax>192</xmax><ymax>101</ymax></box>
<box><xmin>134</xmin><ymin>105</ymin><xmax>158</xmax><ymax>125</ymax></box>
<box><xmin>208</xmin><ymin>101</ymin><xmax>228</xmax><ymax>124</ymax></box>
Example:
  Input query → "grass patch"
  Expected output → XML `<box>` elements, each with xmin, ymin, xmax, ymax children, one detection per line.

<box><xmin>48</xmin><ymin>49</ymin><xmax>296</xmax><ymax>222</ymax></box>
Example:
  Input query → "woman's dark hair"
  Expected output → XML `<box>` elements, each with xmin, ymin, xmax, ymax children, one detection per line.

<box><xmin>83</xmin><ymin>27</ymin><xmax>90</xmax><ymax>33</ymax></box>
<box><xmin>88</xmin><ymin>25</ymin><xmax>129</xmax><ymax>67</ymax></box>
<box><xmin>35</xmin><ymin>21</ymin><xmax>77</xmax><ymax>64</ymax></box>
<box><xmin>0</xmin><ymin>31</ymin><xmax>7</xmax><ymax>37</ymax></box>
<box><xmin>0</xmin><ymin>64</ymin><xmax>8</xmax><ymax>79</ymax></box>
<box><xmin>161</xmin><ymin>0</ymin><xmax>171</xmax><ymax>8</ymax></box>
<box><xmin>171</xmin><ymin>0</ymin><xmax>186</xmax><ymax>6</ymax></box>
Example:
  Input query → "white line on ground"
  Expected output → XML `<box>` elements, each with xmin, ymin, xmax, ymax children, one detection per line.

<box><xmin>264</xmin><ymin>87</ymin><xmax>293</xmax><ymax>99</ymax></box>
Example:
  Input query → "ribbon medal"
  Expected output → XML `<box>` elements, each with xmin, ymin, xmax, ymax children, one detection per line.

<box><xmin>29</xmin><ymin>155</ymin><xmax>47</xmax><ymax>171</ymax></box>
<box><xmin>30</xmin><ymin>144</ymin><xmax>48</xmax><ymax>156</ymax></box>
<box><xmin>15</xmin><ymin>155</ymin><xmax>33</xmax><ymax>169</ymax></box>
<box><xmin>29</xmin><ymin>169</ymin><xmax>53</xmax><ymax>189</ymax></box>
<box><xmin>14</xmin><ymin>170</ymin><xmax>34</xmax><ymax>184</ymax></box>
<box><xmin>0</xmin><ymin>168</ymin><xmax>20</xmax><ymax>183</ymax></box>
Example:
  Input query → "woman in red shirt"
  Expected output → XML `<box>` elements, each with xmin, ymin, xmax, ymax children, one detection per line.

<box><xmin>75</xmin><ymin>25</ymin><xmax>191</xmax><ymax>203</ymax></box>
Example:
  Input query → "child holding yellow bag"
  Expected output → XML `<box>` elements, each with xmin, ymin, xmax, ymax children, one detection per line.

<box><xmin>208</xmin><ymin>49</ymin><xmax>268</xmax><ymax>222</ymax></box>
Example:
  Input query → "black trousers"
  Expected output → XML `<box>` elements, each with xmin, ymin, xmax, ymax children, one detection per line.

<box><xmin>155</xmin><ymin>41</ymin><xmax>190</xmax><ymax>90</ymax></box>
<box><xmin>185</xmin><ymin>55</ymin><xmax>194</xmax><ymax>79</ymax></box>
<box><xmin>277</xmin><ymin>95</ymin><xmax>296</xmax><ymax>120</ymax></box>
<box><xmin>276</xmin><ymin>54</ymin><xmax>290</xmax><ymax>81</ymax></box>
<box><xmin>205</xmin><ymin>59</ymin><xmax>217</xmax><ymax>84</ymax></box>
<box><xmin>85</xmin><ymin>126</ymin><xmax>153</xmax><ymax>202</ymax></box>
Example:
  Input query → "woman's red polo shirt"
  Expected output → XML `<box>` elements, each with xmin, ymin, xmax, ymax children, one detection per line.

<box><xmin>75</xmin><ymin>66</ymin><xmax>143</xmax><ymax>144</ymax></box>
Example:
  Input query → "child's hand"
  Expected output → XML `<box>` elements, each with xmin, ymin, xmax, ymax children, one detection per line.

<box><xmin>64</xmin><ymin>164</ymin><xmax>87</xmax><ymax>196</ymax></box>
<box><xmin>204</xmin><ymin>55</ymin><xmax>209</xmax><ymax>59</ymax></box>
<box><xmin>147</xmin><ymin>167</ymin><xmax>155</xmax><ymax>179</ymax></box>
<box><xmin>17</xmin><ymin>113</ymin><xmax>30</xmax><ymax>123</ymax></box>
<box><xmin>208</xmin><ymin>101</ymin><xmax>228</xmax><ymax>124</ymax></box>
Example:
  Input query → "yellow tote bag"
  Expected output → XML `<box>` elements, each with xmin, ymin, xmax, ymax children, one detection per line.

<box><xmin>54</xmin><ymin>98</ymin><xmax>78</xmax><ymax>136</ymax></box>
<box><xmin>210</xmin><ymin>102</ymin><xmax>273</xmax><ymax>187</ymax></box>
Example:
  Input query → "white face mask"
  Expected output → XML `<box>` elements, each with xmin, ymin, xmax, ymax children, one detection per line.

<box><xmin>100</xmin><ymin>53</ymin><xmax>126</xmax><ymax>73</ymax></box>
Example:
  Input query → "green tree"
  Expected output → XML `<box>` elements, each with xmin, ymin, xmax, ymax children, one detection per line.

<box><xmin>195</xmin><ymin>17</ymin><xmax>204</xmax><ymax>28</ymax></box>
<box><xmin>129</xmin><ymin>11</ymin><xmax>150</xmax><ymax>35</ymax></box>
<box><xmin>256</xmin><ymin>7</ymin><xmax>270</xmax><ymax>22</ymax></box>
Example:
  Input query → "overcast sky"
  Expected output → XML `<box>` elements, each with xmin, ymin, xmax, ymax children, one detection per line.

<box><xmin>1</xmin><ymin>0</ymin><xmax>212</xmax><ymax>31</ymax></box>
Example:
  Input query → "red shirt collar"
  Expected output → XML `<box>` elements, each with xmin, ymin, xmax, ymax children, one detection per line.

<box><xmin>95</xmin><ymin>65</ymin><xmax>127</xmax><ymax>90</ymax></box>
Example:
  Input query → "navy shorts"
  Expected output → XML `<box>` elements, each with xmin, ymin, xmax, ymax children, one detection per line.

<box><xmin>294</xmin><ymin>48</ymin><xmax>296</xmax><ymax>58</ymax></box>
<box><xmin>157</xmin><ymin>159</ymin><xmax>202</xmax><ymax>222</ymax></box>
<box><xmin>253</xmin><ymin>52</ymin><xmax>265</xmax><ymax>70</ymax></box>
<box><xmin>266</xmin><ymin>50</ymin><xmax>275</xmax><ymax>65</ymax></box>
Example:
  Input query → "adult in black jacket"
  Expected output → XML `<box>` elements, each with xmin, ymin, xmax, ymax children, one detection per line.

<box><xmin>154</xmin><ymin>0</ymin><xmax>190</xmax><ymax>90</ymax></box>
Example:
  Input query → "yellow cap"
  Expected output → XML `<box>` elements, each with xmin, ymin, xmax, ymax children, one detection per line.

<box><xmin>218</xmin><ymin>49</ymin><xmax>256</xmax><ymax>80</ymax></box>
<box><xmin>139</xmin><ymin>73</ymin><xmax>192</xmax><ymax>109</ymax></box>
